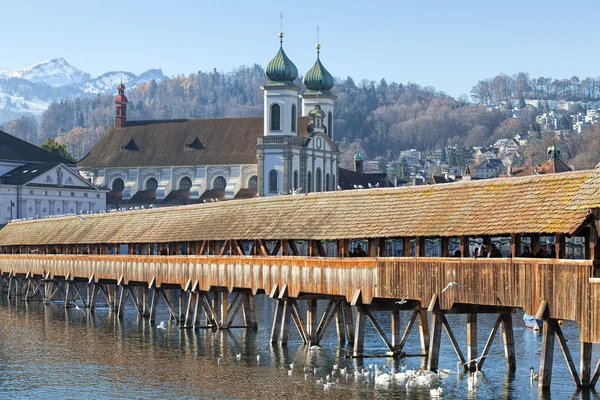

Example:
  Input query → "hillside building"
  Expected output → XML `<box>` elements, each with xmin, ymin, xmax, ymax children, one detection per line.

<box><xmin>78</xmin><ymin>33</ymin><xmax>342</xmax><ymax>206</ymax></box>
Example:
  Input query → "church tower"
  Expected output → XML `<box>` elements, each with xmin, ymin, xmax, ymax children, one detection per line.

<box><xmin>262</xmin><ymin>32</ymin><xmax>300</xmax><ymax>136</ymax></box>
<box><xmin>301</xmin><ymin>43</ymin><xmax>336</xmax><ymax>139</ymax></box>
<box><xmin>114</xmin><ymin>81</ymin><xmax>128</xmax><ymax>128</ymax></box>
<box><xmin>257</xmin><ymin>32</ymin><xmax>300</xmax><ymax>197</ymax></box>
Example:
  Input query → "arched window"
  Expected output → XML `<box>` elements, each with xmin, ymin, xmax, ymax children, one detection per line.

<box><xmin>291</xmin><ymin>104</ymin><xmax>296</xmax><ymax>132</ymax></box>
<box><xmin>179</xmin><ymin>177</ymin><xmax>192</xmax><ymax>191</ymax></box>
<box><xmin>268</xmin><ymin>169</ymin><xmax>278</xmax><ymax>193</ymax></box>
<box><xmin>328</xmin><ymin>111</ymin><xmax>333</xmax><ymax>138</ymax></box>
<box><xmin>307</xmin><ymin>171</ymin><xmax>312</xmax><ymax>193</ymax></box>
<box><xmin>213</xmin><ymin>176</ymin><xmax>226</xmax><ymax>190</ymax></box>
<box><xmin>248</xmin><ymin>175</ymin><xmax>258</xmax><ymax>189</ymax></box>
<box><xmin>326</xmin><ymin>173</ymin><xmax>330</xmax><ymax>191</ymax></box>
<box><xmin>145</xmin><ymin>177</ymin><xmax>158</xmax><ymax>191</ymax></box>
<box><xmin>293</xmin><ymin>170</ymin><xmax>299</xmax><ymax>190</ymax></box>
<box><xmin>270</xmin><ymin>104</ymin><xmax>281</xmax><ymax>131</ymax></box>
<box><xmin>316</xmin><ymin>169</ymin><xmax>322</xmax><ymax>192</ymax></box>
<box><xmin>111</xmin><ymin>178</ymin><xmax>124</xmax><ymax>192</ymax></box>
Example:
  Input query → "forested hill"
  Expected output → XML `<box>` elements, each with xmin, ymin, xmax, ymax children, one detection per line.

<box><xmin>1</xmin><ymin>65</ymin><xmax>598</xmax><ymax>170</ymax></box>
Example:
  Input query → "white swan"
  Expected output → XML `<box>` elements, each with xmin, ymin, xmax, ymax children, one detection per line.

<box><xmin>430</xmin><ymin>387</ymin><xmax>444</xmax><ymax>397</ymax></box>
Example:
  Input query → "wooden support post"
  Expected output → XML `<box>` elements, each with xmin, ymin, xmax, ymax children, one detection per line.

<box><xmin>532</xmin><ymin>233</ymin><xmax>540</xmax><ymax>257</ymax></box>
<box><xmin>511</xmin><ymin>234</ymin><xmax>521</xmax><ymax>257</ymax></box>
<box><xmin>556</xmin><ymin>233</ymin><xmax>566</xmax><ymax>259</ymax></box>
<box><xmin>220</xmin><ymin>292</ymin><xmax>228</xmax><ymax>329</ymax></box>
<box><xmin>467</xmin><ymin>313</ymin><xmax>477</xmax><ymax>371</ymax></box>
<box><xmin>270</xmin><ymin>300</ymin><xmax>283</xmax><ymax>344</ymax></box>
<box><xmin>335</xmin><ymin>301</ymin><xmax>346</xmax><ymax>345</ymax></box>
<box><xmin>64</xmin><ymin>281</ymin><xmax>73</xmax><ymax>308</ymax></box>
<box><xmin>280</xmin><ymin>240</ymin><xmax>288</xmax><ymax>256</ymax></box>
<box><xmin>117</xmin><ymin>285</ymin><xmax>127</xmax><ymax>318</ymax></box>
<box><xmin>378</xmin><ymin>238</ymin><xmax>386</xmax><ymax>257</ymax></box>
<box><xmin>440</xmin><ymin>237</ymin><xmax>449</xmax><ymax>257</ymax></box>
<box><xmin>391</xmin><ymin>308</ymin><xmax>401</xmax><ymax>350</ymax></box>
<box><xmin>315</xmin><ymin>300</ymin><xmax>335</xmax><ymax>343</ymax></box>
<box><xmin>398</xmin><ymin>310</ymin><xmax>419</xmax><ymax>352</ymax></box>
<box><xmin>149</xmin><ymin>289</ymin><xmax>159</xmax><ymax>322</ymax></box>
<box><xmin>307</xmin><ymin>299</ymin><xmax>318</xmax><ymax>344</ymax></box>
<box><xmin>368</xmin><ymin>239</ymin><xmax>376</xmax><ymax>257</ymax></box>
<box><xmin>179</xmin><ymin>289</ymin><xmax>186</xmax><ymax>322</ymax></box>
<box><xmin>415</xmin><ymin>237</ymin><xmax>424</xmax><ymax>257</ymax></box>
<box><xmin>418</xmin><ymin>308</ymin><xmax>430</xmax><ymax>357</ymax></box>
<box><xmin>353</xmin><ymin>306</ymin><xmax>366</xmax><ymax>357</ymax></box>
<box><xmin>501</xmin><ymin>312</ymin><xmax>516</xmax><ymax>371</ymax></box>
<box><xmin>165</xmin><ymin>289</ymin><xmax>177</xmax><ymax>320</ymax></box>
<box><xmin>427</xmin><ymin>313</ymin><xmax>443</xmax><ymax>371</ymax></box>
<box><xmin>182</xmin><ymin>292</ymin><xmax>197</xmax><ymax>329</ymax></box>
<box><xmin>581</xmin><ymin>342</ymin><xmax>592</xmax><ymax>387</ymax></box>
<box><xmin>343</xmin><ymin>301</ymin><xmax>355</xmax><ymax>344</ymax></box>
<box><xmin>403</xmin><ymin>237</ymin><xmax>411</xmax><ymax>257</ymax></box>
<box><xmin>539</xmin><ymin>318</ymin><xmax>557</xmax><ymax>391</ymax></box>
<box><xmin>279</xmin><ymin>300</ymin><xmax>292</xmax><ymax>345</ymax></box>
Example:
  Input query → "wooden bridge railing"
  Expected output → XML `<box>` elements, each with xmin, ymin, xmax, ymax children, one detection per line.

<box><xmin>2</xmin><ymin>254</ymin><xmax>600</xmax><ymax>341</ymax></box>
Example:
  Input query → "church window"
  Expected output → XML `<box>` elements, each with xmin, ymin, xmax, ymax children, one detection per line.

<box><xmin>179</xmin><ymin>177</ymin><xmax>192</xmax><ymax>191</ymax></box>
<box><xmin>111</xmin><ymin>178</ymin><xmax>125</xmax><ymax>192</ymax></box>
<box><xmin>307</xmin><ymin>171</ymin><xmax>312</xmax><ymax>193</ymax></box>
<box><xmin>268</xmin><ymin>170</ymin><xmax>278</xmax><ymax>193</ymax></box>
<box><xmin>291</xmin><ymin>104</ymin><xmax>296</xmax><ymax>132</ymax></box>
<box><xmin>316</xmin><ymin>168</ymin><xmax>322</xmax><ymax>192</ymax></box>
<box><xmin>145</xmin><ymin>177</ymin><xmax>158</xmax><ymax>192</ymax></box>
<box><xmin>326</xmin><ymin>173</ymin><xmax>330</xmax><ymax>191</ymax></box>
<box><xmin>122</xmin><ymin>107</ymin><xmax>126</xmax><ymax>117</ymax></box>
<box><xmin>328</xmin><ymin>112</ymin><xmax>333</xmax><ymax>138</ymax></box>
<box><xmin>248</xmin><ymin>175</ymin><xmax>258</xmax><ymax>189</ymax></box>
<box><xmin>293</xmin><ymin>170</ymin><xmax>298</xmax><ymax>190</ymax></box>
<box><xmin>270</xmin><ymin>104</ymin><xmax>281</xmax><ymax>131</ymax></box>
<box><xmin>117</xmin><ymin>107</ymin><xmax>122</xmax><ymax>117</ymax></box>
<box><xmin>213</xmin><ymin>176</ymin><xmax>227</xmax><ymax>191</ymax></box>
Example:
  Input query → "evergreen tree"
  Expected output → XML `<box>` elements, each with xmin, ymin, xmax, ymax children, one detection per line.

<box><xmin>41</xmin><ymin>138</ymin><xmax>75</xmax><ymax>162</ymax></box>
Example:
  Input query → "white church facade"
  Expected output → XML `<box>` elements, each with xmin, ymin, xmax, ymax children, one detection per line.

<box><xmin>78</xmin><ymin>32</ymin><xmax>339</xmax><ymax>205</ymax></box>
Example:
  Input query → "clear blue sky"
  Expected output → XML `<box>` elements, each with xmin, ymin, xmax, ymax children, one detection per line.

<box><xmin>2</xmin><ymin>0</ymin><xmax>599</xmax><ymax>98</ymax></box>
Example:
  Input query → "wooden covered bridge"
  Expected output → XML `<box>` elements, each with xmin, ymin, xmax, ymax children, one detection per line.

<box><xmin>2</xmin><ymin>164</ymin><xmax>600</xmax><ymax>391</ymax></box>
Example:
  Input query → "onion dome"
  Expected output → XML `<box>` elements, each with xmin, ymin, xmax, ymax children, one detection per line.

<box><xmin>114</xmin><ymin>81</ymin><xmax>128</xmax><ymax>104</ymax></box>
<box><xmin>303</xmin><ymin>44</ymin><xmax>334</xmax><ymax>96</ymax></box>
<box><xmin>264</xmin><ymin>32</ymin><xmax>299</xmax><ymax>87</ymax></box>
<box><xmin>354</xmin><ymin>151</ymin><xmax>364</xmax><ymax>161</ymax></box>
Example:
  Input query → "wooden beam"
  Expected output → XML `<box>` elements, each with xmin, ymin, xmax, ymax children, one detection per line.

<box><xmin>466</xmin><ymin>313</ymin><xmax>477</xmax><ymax>371</ymax></box>
<box><xmin>403</xmin><ymin>237</ymin><xmax>411</xmax><ymax>257</ymax></box>
<box><xmin>590</xmin><ymin>358</ymin><xmax>600</xmax><ymax>388</ymax></box>
<box><xmin>391</xmin><ymin>308</ymin><xmax>401</xmax><ymax>350</ymax></box>
<box><xmin>280</xmin><ymin>240</ymin><xmax>288</xmax><ymax>256</ymax></box>
<box><xmin>441</xmin><ymin>237</ymin><xmax>449</xmax><ymax>257</ymax></box>
<box><xmin>378</xmin><ymin>238</ymin><xmax>386</xmax><ymax>257</ymax></box>
<box><xmin>353</xmin><ymin>306</ymin><xmax>367</xmax><ymax>357</ymax></box>
<box><xmin>556</xmin><ymin>233</ymin><xmax>566</xmax><ymax>259</ymax></box>
<box><xmin>307</xmin><ymin>299</ymin><xmax>318</xmax><ymax>343</ymax></box>
<box><xmin>363</xmin><ymin>308</ymin><xmax>394</xmax><ymax>352</ymax></box>
<box><xmin>288</xmin><ymin>240</ymin><xmax>299</xmax><ymax>256</ymax></box>
<box><xmin>418</xmin><ymin>308</ymin><xmax>429</xmax><ymax>356</ymax></box>
<box><xmin>501</xmin><ymin>311</ymin><xmax>516</xmax><ymax>371</ymax></box>
<box><xmin>415</xmin><ymin>237</ymin><xmax>425</xmax><ymax>257</ymax></box>
<box><xmin>532</xmin><ymin>233</ymin><xmax>540</xmax><ymax>257</ymax></box>
<box><xmin>511</xmin><ymin>234</ymin><xmax>521</xmax><ymax>258</ymax></box>
<box><xmin>270</xmin><ymin>300</ymin><xmax>283</xmax><ymax>343</ymax></box>
<box><xmin>368</xmin><ymin>239</ymin><xmax>376</xmax><ymax>257</ymax></box>
<box><xmin>397</xmin><ymin>309</ymin><xmax>419</xmax><ymax>352</ymax></box>
<box><xmin>335</xmin><ymin>301</ymin><xmax>346</xmax><ymax>345</ymax></box>
<box><xmin>279</xmin><ymin>300</ymin><xmax>292</xmax><ymax>345</ymax></box>
<box><xmin>270</xmin><ymin>240</ymin><xmax>281</xmax><ymax>256</ymax></box>
<box><xmin>441</xmin><ymin>314</ymin><xmax>467</xmax><ymax>367</ymax></box>
<box><xmin>315</xmin><ymin>240</ymin><xmax>326</xmax><ymax>257</ymax></box>
<box><xmin>477</xmin><ymin>313</ymin><xmax>502</xmax><ymax>370</ymax></box>
<box><xmin>581</xmin><ymin>342</ymin><xmax>592</xmax><ymax>387</ymax></box>
<box><xmin>427</xmin><ymin>313</ymin><xmax>443</xmax><ymax>370</ymax></box>
<box><xmin>290</xmin><ymin>299</ymin><xmax>308</xmax><ymax>344</ymax></box>
<box><xmin>555</xmin><ymin>321</ymin><xmax>582</xmax><ymax>387</ymax></box>
<box><xmin>539</xmin><ymin>318</ymin><xmax>557</xmax><ymax>390</ymax></box>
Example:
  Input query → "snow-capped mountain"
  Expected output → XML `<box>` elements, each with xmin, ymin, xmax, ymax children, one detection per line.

<box><xmin>6</xmin><ymin>57</ymin><xmax>91</xmax><ymax>87</ymax></box>
<box><xmin>0</xmin><ymin>58</ymin><xmax>168</xmax><ymax>123</ymax></box>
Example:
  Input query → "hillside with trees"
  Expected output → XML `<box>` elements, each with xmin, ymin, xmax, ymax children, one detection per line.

<box><xmin>1</xmin><ymin>66</ymin><xmax>599</xmax><ymax>171</ymax></box>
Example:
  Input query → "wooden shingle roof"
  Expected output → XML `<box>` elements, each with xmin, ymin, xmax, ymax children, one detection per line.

<box><xmin>1</xmin><ymin>167</ymin><xmax>600</xmax><ymax>246</ymax></box>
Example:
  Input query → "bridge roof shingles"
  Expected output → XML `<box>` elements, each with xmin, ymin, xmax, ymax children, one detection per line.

<box><xmin>1</xmin><ymin>166</ymin><xmax>600</xmax><ymax>245</ymax></box>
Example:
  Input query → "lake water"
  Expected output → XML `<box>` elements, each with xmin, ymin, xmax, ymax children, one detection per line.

<box><xmin>0</xmin><ymin>293</ymin><xmax>596</xmax><ymax>399</ymax></box>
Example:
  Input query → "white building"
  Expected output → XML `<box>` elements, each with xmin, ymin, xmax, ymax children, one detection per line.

<box><xmin>0</xmin><ymin>131</ymin><xmax>106</xmax><ymax>223</ymax></box>
<box><xmin>78</xmin><ymin>32</ymin><xmax>340</xmax><ymax>205</ymax></box>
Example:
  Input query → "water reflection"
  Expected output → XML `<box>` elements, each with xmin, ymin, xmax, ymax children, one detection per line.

<box><xmin>0</xmin><ymin>295</ymin><xmax>598</xmax><ymax>399</ymax></box>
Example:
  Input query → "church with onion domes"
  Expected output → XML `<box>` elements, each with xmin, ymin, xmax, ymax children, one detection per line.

<box><xmin>77</xmin><ymin>31</ymin><xmax>350</xmax><ymax>207</ymax></box>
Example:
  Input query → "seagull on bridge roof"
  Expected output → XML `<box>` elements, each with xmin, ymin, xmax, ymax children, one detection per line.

<box><xmin>368</xmin><ymin>183</ymin><xmax>374</xmax><ymax>188</ymax></box>
<box><xmin>441</xmin><ymin>281</ymin><xmax>465</xmax><ymax>293</ymax></box>
<box><xmin>395</xmin><ymin>294</ymin><xmax>408</xmax><ymax>305</ymax></box>
<box><xmin>78</xmin><ymin>216</ymin><xmax>86</xmax><ymax>222</ymax></box>
<box><xmin>337</xmin><ymin>185</ymin><xmax>342</xmax><ymax>191</ymax></box>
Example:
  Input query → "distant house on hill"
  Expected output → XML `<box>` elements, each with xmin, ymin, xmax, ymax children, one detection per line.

<box><xmin>337</xmin><ymin>152</ymin><xmax>390</xmax><ymax>190</ymax></box>
<box><xmin>500</xmin><ymin>144</ymin><xmax>572</xmax><ymax>178</ymax></box>
<box><xmin>0</xmin><ymin>130</ymin><xmax>105</xmax><ymax>223</ymax></box>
